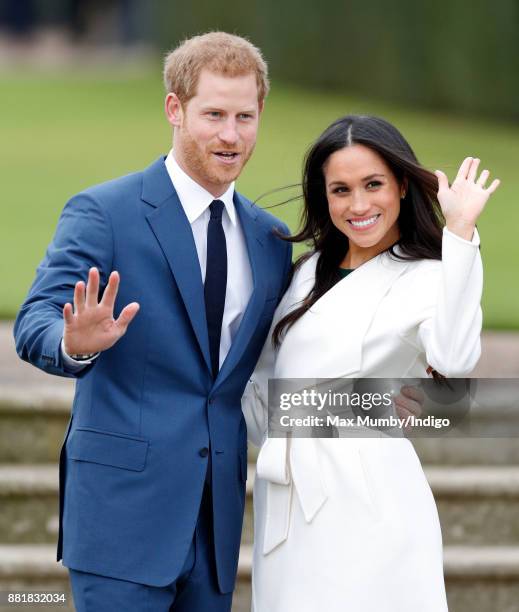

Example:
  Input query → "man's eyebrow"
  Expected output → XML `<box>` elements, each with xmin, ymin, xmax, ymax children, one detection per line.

<box><xmin>199</xmin><ymin>106</ymin><xmax>257</xmax><ymax>113</ymax></box>
<box><xmin>235</xmin><ymin>108</ymin><xmax>257</xmax><ymax>115</ymax></box>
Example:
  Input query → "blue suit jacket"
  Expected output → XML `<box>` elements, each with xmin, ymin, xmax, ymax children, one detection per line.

<box><xmin>14</xmin><ymin>157</ymin><xmax>292</xmax><ymax>592</ymax></box>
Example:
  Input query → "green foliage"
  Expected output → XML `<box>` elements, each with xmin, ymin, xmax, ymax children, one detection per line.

<box><xmin>154</xmin><ymin>0</ymin><xmax>519</xmax><ymax>119</ymax></box>
<box><xmin>0</xmin><ymin>71</ymin><xmax>517</xmax><ymax>327</ymax></box>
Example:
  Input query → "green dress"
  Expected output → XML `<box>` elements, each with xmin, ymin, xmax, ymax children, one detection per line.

<box><xmin>338</xmin><ymin>267</ymin><xmax>354</xmax><ymax>280</ymax></box>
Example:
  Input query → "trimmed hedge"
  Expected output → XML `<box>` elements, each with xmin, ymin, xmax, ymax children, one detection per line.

<box><xmin>154</xmin><ymin>0</ymin><xmax>519</xmax><ymax>119</ymax></box>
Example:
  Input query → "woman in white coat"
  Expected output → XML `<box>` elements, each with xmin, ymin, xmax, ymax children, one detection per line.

<box><xmin>242</xmin><ymin>115</ymin><xmax>500</xmax><ymax>611</ymax></box>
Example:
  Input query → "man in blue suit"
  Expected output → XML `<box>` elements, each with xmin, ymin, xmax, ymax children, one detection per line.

<box><xmin>14</xmin><ymin>32</ymin><xmax>291</xmax><ymax>611</ymax></box>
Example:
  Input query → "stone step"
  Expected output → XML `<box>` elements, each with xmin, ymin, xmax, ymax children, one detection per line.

<box><xmin>0</xmin><ymin>466</ymin><xmax>60</xmax><ymax>544</ymax></box>
<box><xmin>0</xmin><ymin>372</ymin><xmax>519</xmax><ymax>465</ymax></box>
<box><xmin>443</xmin><ymin>547</ymin><xmax>519</xmax><ymax>612</ymax></box>
<box><xmin>412</xmin><ymin>437</ymin><xmax>519</xmax><ymax>466</ymax></box>
<box><xmin>2</xmin><ymin>388</ymin><xmax>519</xmax><ymax>465</ymax></box>
<box><xmin>426</xmin><ymin>466</ymin><xmax>519</xmax><ymax>546</ymax></box>
<box><xmin>2</xmin><ymin>464</ymin><xmax>519</xmax><ymax>547</ymax></box>
<box><xmin>0</xmin><ymin>544</ymin><xmax>519</xmax><ymax>612</ymax></box>
<box><xmin>0</xmin><ymin>544</ymin><xmax>251</xmax><ymax>612</ymax></box>
<box><xmin>0</xmin><ymin>389</ymin><xmax>70</xmax><ymax>464</ymax></box>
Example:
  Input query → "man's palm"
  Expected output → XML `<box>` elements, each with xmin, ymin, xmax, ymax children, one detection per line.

<box><xmin>63</xmin><ymin>267</ymin><xmax>139</xmax><ymax>355</ymax></box>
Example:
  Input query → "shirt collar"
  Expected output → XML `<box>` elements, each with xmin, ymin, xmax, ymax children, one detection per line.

<box><xmin>164</xmin><ymin>150</ymin><xmax>237</xmax><ymax>226</ymax></box>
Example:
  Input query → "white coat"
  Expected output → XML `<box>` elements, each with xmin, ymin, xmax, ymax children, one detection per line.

<box><xmin>242</xmin><ymin>227</ymin><xmax>483</xmax><ymax>612</ymax></box>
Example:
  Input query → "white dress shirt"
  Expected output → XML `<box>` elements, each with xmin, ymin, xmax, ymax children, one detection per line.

<box><xmin>62</xmin><ymin>150</ymin><xmax>253</xmax><ymax>372</ymax></box>
<box><xmin>164</xmin><ymin>150</ymin><xmax>253</xmax><ymax>368</ymax></box>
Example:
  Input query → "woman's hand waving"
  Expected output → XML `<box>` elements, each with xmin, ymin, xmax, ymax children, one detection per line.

<box><xmin>435</xmin><ymin>157</ymin><xmax>500</xmax><ymax>240</ymax></box>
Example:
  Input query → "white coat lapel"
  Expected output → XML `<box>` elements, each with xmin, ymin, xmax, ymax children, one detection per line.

<box><xmin>276</xmin><ymin>251</ymin><xmax>411</xmax><ymax>379</ymax></box>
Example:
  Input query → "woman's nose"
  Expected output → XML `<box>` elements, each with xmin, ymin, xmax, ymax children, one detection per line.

<box><xmin>349</xmin><ymin>191</ymin><xmax>371</xmax><ymax>215</ymax></box>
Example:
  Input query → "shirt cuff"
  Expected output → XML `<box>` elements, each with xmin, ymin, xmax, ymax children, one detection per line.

<box><xmin>60</xmin><ymin>339</ymin><xmax>99</xmax><ymax>372</ymax></box>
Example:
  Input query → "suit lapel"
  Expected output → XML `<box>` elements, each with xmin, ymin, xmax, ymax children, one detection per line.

<box><xmin>214</xmin><ymin>193</ymin><xmax>268</xmax><ymax>390</ymax></box>
<box><xmin>142</xmin><ymin>158</ymin><xmax>212</xmax><ymax>374</ymax></box>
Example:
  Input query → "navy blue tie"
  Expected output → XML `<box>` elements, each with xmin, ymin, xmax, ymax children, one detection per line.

<box><xmin>204</xmin><ymin>200</ymin><xmax>227</xmax><ymax>379</ymax></box>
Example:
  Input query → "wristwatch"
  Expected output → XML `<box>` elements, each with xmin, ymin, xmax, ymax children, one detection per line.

<box><xmin>70</xmin><ymin>353</ymin><xmax>97</xmax><ymax>361</ymax></box>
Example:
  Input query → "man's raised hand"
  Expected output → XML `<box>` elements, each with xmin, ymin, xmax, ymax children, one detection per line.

<box><xmin>63</xmin><ymin>267</ymin><xmax>139</xmax><ymax>356</ymax></box>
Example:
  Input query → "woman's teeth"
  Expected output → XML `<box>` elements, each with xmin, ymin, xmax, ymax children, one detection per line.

<box><xmin>349</xmin><ymin>215</ymin><xmax>380</xmax><ymax>228</ymax></box>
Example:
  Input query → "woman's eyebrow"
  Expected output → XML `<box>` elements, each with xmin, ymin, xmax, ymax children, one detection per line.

<box><xmin>328</xmin><ymin>180</ymin><xmax>347</xmax><ymax>187</ymax></box>
<box><xmin>328</xmin><ymin>173</ymin><xmax>385</xmax><ymax>187</ymax></box>
<box><xmin>362</xmin><ymin>173</ymin><xmax>385</xmax><ymax>181</ymax></box>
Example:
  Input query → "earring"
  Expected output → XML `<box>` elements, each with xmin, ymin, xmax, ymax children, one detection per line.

<box><xmin>401</xmin><ymin>192</ymin><xmax>406</xmax><ymax>199</ymax></box>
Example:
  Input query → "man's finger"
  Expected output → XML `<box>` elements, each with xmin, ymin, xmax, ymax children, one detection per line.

<box><xmin>63</xmin><ymin>302</ymin><xmax>74</xmax><ymax>325</ymax></box>
<box><xmin>85</xmin><ymin>267</ymin><xmax>100</xmax><ymax>308</ymax></box>
<box><xmin>114</xmin><ymin>302</ymin><xmax>140</xmax><ymax>334</ymax></box>
<box><xmin>395</xmin><ymin>404</ymin><xmax>412</xmax><ymax>420</ymax></box>
<box><xmin>74</xmin><ymin>281</ymin><xmax>86</xmax><ymax>314</ymax></box>
<box><xmin>400</xmin><ymin>384</ymin><xmax>425</xmax><ymax>403</ymax></box>
<box><xmin>394</xmin><ymin>404</ymin><xmax>415</xmax><ymax>437</ymax></box>
<box><xmin>100</xmin><ymin>271</ymin><xmax>120</xmax><ymax>309</ymax></box>
<box><xmin>394</xmin><ymin>395</ymin><xmax>421</xmax><ymax>418</ymax></box>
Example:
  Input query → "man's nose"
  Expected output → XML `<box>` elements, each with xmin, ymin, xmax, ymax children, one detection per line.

<box><xmin>218</xmin><ymin>119</ymin><xmax>239</xmax><ymax>145</ymax></box>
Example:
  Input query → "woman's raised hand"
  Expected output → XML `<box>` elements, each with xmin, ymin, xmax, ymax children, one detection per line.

<box><xmin>435</xmin><ymin>157</ymin><xmax>500</xmax><ymax>240</ymax></box>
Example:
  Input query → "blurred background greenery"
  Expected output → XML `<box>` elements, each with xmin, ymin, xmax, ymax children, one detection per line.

<box><xmin>0</xmin><ymin>0</ymin><xmax>518</xmax><ymax>327</ymax></box>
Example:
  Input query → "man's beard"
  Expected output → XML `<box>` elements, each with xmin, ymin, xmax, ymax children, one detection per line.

<box><xmin>179</xmin><ymin>126</ymin><xmax>253</xmax><ymax>188</ymax></box>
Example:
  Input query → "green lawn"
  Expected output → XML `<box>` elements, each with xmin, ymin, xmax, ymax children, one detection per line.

<box><xmin>1</xmin><ymin>70</ymin><xmax>518</xmax><ymax>327</ymax></box>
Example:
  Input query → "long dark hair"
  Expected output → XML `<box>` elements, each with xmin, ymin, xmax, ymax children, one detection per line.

<box><xmin>273</xmin><ymin>114</ymin><xmax>444</xmax><ymax>346</ymax></box>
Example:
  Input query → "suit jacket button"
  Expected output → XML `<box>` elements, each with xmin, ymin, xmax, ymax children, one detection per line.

<box><xmin>199</xmin><ymin>447</ymin><xmax>209</xmax><ymax>457</ymax></box>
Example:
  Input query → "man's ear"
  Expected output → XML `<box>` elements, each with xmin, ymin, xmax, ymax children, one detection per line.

<box><xmin>165</xmin><ymin>93</ymin><xmax>183</xmax><ymax>127</ymax></box>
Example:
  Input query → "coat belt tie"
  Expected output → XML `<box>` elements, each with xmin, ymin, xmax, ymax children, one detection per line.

<box><xmin>256</xmin><ymin>437</ymin><xmax>328</xmax><ymax>554</ymax></box>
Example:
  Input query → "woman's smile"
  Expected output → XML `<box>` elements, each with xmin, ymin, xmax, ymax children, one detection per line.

<box><xmin>347</xmin><ymin>214</ymin><xmax>381</xmax><ymax>230</ymax></box>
